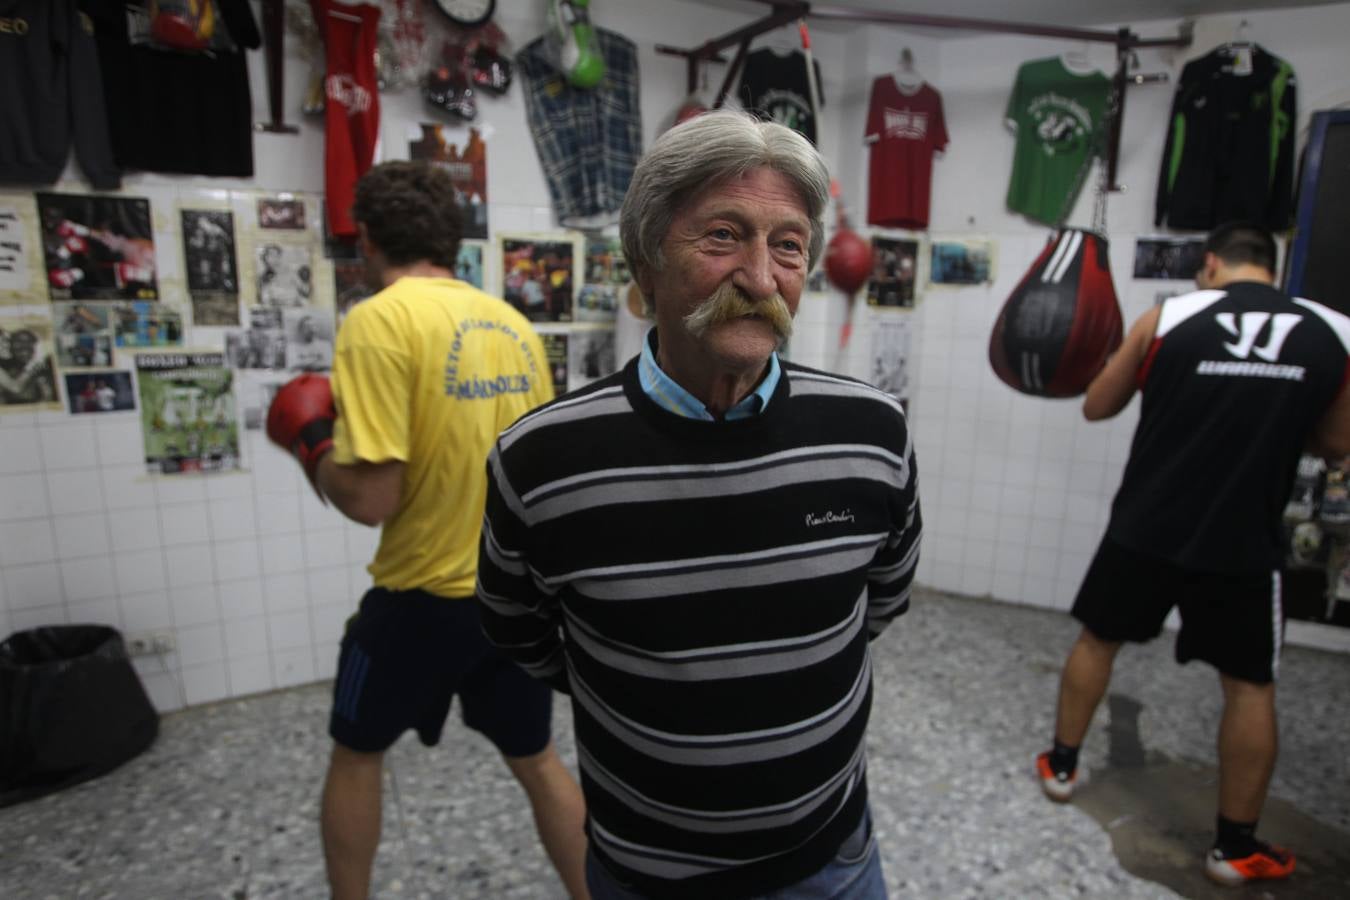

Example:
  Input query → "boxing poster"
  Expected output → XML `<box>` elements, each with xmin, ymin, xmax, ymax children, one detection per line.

<box><xmin>568</xmin><ymin>327</ymin><xmax>616</xmax><ymax>390</ymax></box>
<box><xmin>37</xmin><ymin>193</ymin><xmax>159</xmax><ymax>301</ymax></box>
<box><xmin>1133</xmin><ymin>237</ymin><xmax>1205</xmax><ymax>281</ymax></box>
<box><xmin>540</xmin><ymin>332</ymin><xmax>569</xmax><ymax>397</ymax></box>
<box><xmin>65</xmin><ymin>371</ymin><xmax>136</xmax><ymax>415</ymax></box>
<box><xmin>182</xmin><ymin>209</ymin><xmax>241</xmax><ymax>326</ymax></box>
<box><xmin>456</xmin><ymin>242</ymin><xmax>485</xmax><ymax>289</ymax></box>
<box><xmin>867</xmin><ymin>237</ymin><xmax>920</xmax><ymax>309</ymax></box>
<box><xmin>113</xmin><ymin>301</ymin><xmax>184</xmax><ymax>348</ymax></box>
<box><xmin>929</xmin><ymin>237</ymin><xmax>995</xmax><ymax>286</ymax></box>
<box><xmin>0</xmin><ymin>204</ymin><xmax>30</xmax><ymax>292</ymax></box>
<box><xmin>284</xmin><ymin>308</ymin><xmax>334</xmax><ymax>371</ymax></box>
<box><xmin>868</xmin><ymin>316</ymin><xmax>913</xmax><ymax>408</ymax></box>
<box><xmin>255</xmin><ymin>243</ymin><xmax>315</xmax><ymax>307</ymax></box>
<box><xmin>52</xmin><ymin>301</ymin><xmax>114</xmax><ymax>368</ymax></box>
<box><xmin>135</xmin><ymin>352</ymin><xmax>240</xmax><ymax>475</ymax></box>
<box><xmin>500</xmin><ymin>234</ymin><xmax>579</xmax><ymax>323</ymax></box>
<box><xmin>0</xmin><ymin>313</ymin><xmax>60</xmax><ymax>412</ymax></box>
<box><xmin>408</xmin><ymin>122</ymin><xmax>489</xmax><ymax>239</ymax></box>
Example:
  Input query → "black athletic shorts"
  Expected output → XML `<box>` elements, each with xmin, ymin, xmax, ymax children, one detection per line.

<box><xmin>329</xmin><ymin>586</ymin><xmax>553</xmax><ymax>756</ymax></box>
<box><xmin>1071</xmin><ymin>535</ymin><xmax>1284</xmax><ymax>684</ymax></box>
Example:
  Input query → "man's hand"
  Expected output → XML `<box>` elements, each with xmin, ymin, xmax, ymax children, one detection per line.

<box><xmin>266</xmin><ymin>373</ymin><xmax>336</xmax><ymax>492</ymax></box>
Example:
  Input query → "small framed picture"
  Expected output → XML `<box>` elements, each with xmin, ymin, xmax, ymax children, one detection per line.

<box><xmin>257</xmin><ymin>197</ymin><xmax>307</xmax><ymax>231</ymax></box>
<box><xmin>498</xmin><ymin>232</ymin><xmax>582</xmax><ymax>323</ymax></box>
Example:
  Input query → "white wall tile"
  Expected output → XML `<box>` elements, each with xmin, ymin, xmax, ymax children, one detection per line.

<box><xmin>4</xmin><ymin>562</ymin><xmax>63</xmax><ymax>609</ymax></box>
<box><xmin>307</xmin><ymin>568</ymin><xmax>352</xmax><ymax>607</ymax></box>
<box><xmin>46</xmin><ymin>469</ymin><xmax>104</xmax><ymax>515</ymax></box>
<box><xmin>109</xmin><ymin>508</ymin><xmax>162</xmax><ymax>553</ymax></box>
<box><xmin>272</xmin><ymin>647</ymin><xmax>316</xmax><ymax>688</ymax></box>
<box><xmin>182</xmin><ymin>662</ymin><xmax>231</xmax><ymax>706</ymax></box>
<box><xmin>255</xmin><ymin>492</ymin><xmax>302</xmax><ymax>536</ymax></box>
<box><xmin>269</xmin><ymin>609</ymin><xmax>312</xmax><ymax>650</ymax></box>
<box><xmin>225</xmin><ymin>616</ymin><xmax>270</xmax><ymax>658</ymax></box>
<box><xmin>218</xmin><ymin>577</ymin><xmax>265</xmax><ymax>619</ymax></box>
<box><xmin>170</xmin><ymin>583</ymin><xmax>220</xmax><ymax>627</ymax></box>
<box><xmin>0</xmin><ymin>474</ymin><xmax>50</xmax><ymax>521</ymax></box>
<box><xmin>39</xmin><ymin>423</ymin><xmax>98</xmax><ymax>470</ymax></box>
<box><xmin>165</xmin><ymin>544</ymin><xmax>215</xmax><ymax>588</ymax></box>
<box><xmin>177</xmin><ymin>623</ymin><xmax>225</xmax><ymax>666</ymax></box>
<box><xmin>312</xmin><ymin>603</ymin><xmax>349</xmax><ymax>649</ymax></box>
<box><xmin>60</xmin><ymin>555</ymin><xmax>115</xmax><ymax>602</ymax></box>
<box><xmin>209</xmin><ymin>496</ymin><xmax>257</xmax><ymax>541</ymax></box>
<box><xmin>9</xmin><ymin>605</ymin><xmax>68</xmax><ymax>631</ymax></box>
<box><xmin>52</xmin><ymin>513</ymin><xmax>110</xmax><ymax>559</ymax></box>
<box><xmin>303</xmin><ymin>529</ymin><xmax>347</xmax><ymax>570</ymax></box>
<box><xmin>228</xmin><ymin>655</ymin><xmax>274</xmax><ymax>697</ymax></box>
<box><xmin>102</xmin><ymin>465</ymin><xmax>158</xmax><ymax>510</ymax></box>
<box><xmin>94</xmin><ymin>418</ymin><xmax>146</xmax><ymax>466</ymax></box>
<box><xmin>343</xmin><ymin>526</ymin><xmax>380</xmax><ymax>564</ymax></box>
<box><xmin>160</xmin><ymin>504</ymin><xmax>210</xmax><ymax>547</ymax></box>
<box><xmin>205</xmin><ymin>471</ymin><xmax>254</xmax><ymax>500</ymax></box>
<box><xmin>260</xmin><ymin>533</ymin><xmax>305</xmax><ymax>575</ymax></box>
<box><xmin>214</xmin><ymin>539</ymin><xmax>261</xmax><ymax>581</ymax></box>
<box><xmin>313</xmin><ymin>650</ymin><xmax>338</xmax><ymax>681</ymax></box>
<box><xmin>139</xmin><ymin>670</ymin><xmax>185</xmax><ymax>713</ymax></box>
<box><xmin>120</xmin><ymin>590</ymin><xmax>172</xmax><ymax>631</ymax></box>
<box><xmin>0</xmin><ymin>428</ymin><xmax>42</xmax><ymax>474</ymax></box>
<box><xmin>67</xmin><ymin>596</ymin><xmax>120</xmax><ymax>627</ymax></box>
<box><xmin>0</xmin><ymin>520</ymin><xmax>57</xmax><ymax>566</ymax></box>
<box><xmin>155</xmin><ymin>476</ymin><xmax>206</xmax><ymax>505</ymax></box>
<box><xmin>263</xmin><ymin>571</ymin><xmax>308</xmax><ymax>612</ymax></box>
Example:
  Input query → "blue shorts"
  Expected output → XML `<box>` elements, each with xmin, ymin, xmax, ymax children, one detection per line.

<box><xmin>329</xmin><ymin>586</ymin><xmax>553</xmax><ymax>756</ymax></box>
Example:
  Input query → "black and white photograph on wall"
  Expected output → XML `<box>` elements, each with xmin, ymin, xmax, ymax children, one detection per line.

<box><xmin>568</xmin><ymin>328</ymin><xmax>616</xmax><ymax>390</ymax></box>
<box><xmin>182</xmin><ymin>210</ymin><xmax>239</xmax><ymax>295</ymax></box>
<box><xmin>501</xmin><ymin>236</ymin><xmax>576</xmax><ymax>322</ymax></box>
<box><xmin>1133</xmin><ymin>237</ymin><xmax>1205</xmax><ymax>280</ymax></box>
<box><xmin>65</xmin><ymin>371</ymin><xmax>136</xmax><ymax>414</ymax></box>
<box><xmin>37</xmin><ymin>193</ymin><xmax>158</xmax><ymax>300</ymax></box>
<box><xmin>236</xmin><ymin>371</ymin><xmax>288</xmax><ymax>430</ymax></box>
<box><xmin>456</xmin><ymin>242</ymin><xmax>484</xmax><ymax>289</ymax></box>
<box><xmin>930</xmin><ymin>238</ymin><xmax>994</xmax><ymax>286</ymax></box>
<box><xmin>53</xmin><ymin>300</ymin><xmax>114</xmax><ymax>366</ymax></box>
<box><xmin>869</xmin><ymin>317</ymin><xmax>913</xmax><ymax>408</ymax></box>
<box><xmin>867</xmin><ymin>237</ymin><xmax>919</xmax><ymax>308</ymax></box>
<box><xmin>136</xmin><ymin>352</ymin><xmax>239</xmax><ymax>475</ymax></box>
<box><xmin>0</xmin><ymin>314</ymin><xmax>59</xmax><ymax>411</ymax></box>
<box><xmin>113</xmin><ymin>301</ymin><xmax>183</xmax><ymax>348</ymax></box>
<box><xmin>256</xmin><ymin>243</ymin><xmax>314</xmax><ymax>307</ymax></box>
<box><xmin>540</xmin><ymin>332</ymin><xmax>569</xmax><ymax>397</ymax></box>
<box><xmin>408</xmin><ymin>122</ymin><xmax>489</xmax><ymax>239</ymax></box>
<box><xmin>284</xmin><ymin>308</ymin><xmax>334</xmax><ymax>371</ymax></box>
<box><xmin>55</xmin><ymin>331</ymin><xmax>113</xmax><ymax>368</ymax></box>
<box><xmin>53</xmin><ymin>301</ymin><xmax>111</xmax><ymax>336</ymax></box>
<box><xmin>225</xmin><ymin>307</ymin><xmax>287</xmax><ymax>370</ymax></box>
<box><xmin>0</xmin><ymin>204</ymin><xmax>30</xmax><ymax>291</ymax></box>
<box><xmin>334</xmin><ymin>261</ymin><xmax>374</xmax><ymax>321</ymax></box>
<box><xmin>257</xmin><ymin>197</ymin><xmax>307</xmax><ymax>231</ymax></box>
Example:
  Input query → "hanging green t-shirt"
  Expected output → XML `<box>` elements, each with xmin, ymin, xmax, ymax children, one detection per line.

<box><xmin>1005</xmin><ymin>57</ymin><xmax>1111</xmax><ymax>225</ymax></box>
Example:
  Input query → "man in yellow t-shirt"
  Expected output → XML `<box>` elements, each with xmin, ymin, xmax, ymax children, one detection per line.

<box><xmin>265</xmin><ymin>161</ymin><xmax>588</xmax><ymax>900</ymax></box>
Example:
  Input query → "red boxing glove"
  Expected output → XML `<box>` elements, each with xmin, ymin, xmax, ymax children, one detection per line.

<box><xmin>57</xmin><ymin>220</ymin><xmax>90</xmax><ymax>239</ymax></box>
<box><xmin>266</xmin><ymin>373</ymin><xmax>336</xmax><ymax>492</ymax></box>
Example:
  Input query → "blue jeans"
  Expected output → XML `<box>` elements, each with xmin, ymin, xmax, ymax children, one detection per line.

<box><xmin>585</xmin><ymin>810</ymin><xmax>887</xmax><ymax>899</ymax></box>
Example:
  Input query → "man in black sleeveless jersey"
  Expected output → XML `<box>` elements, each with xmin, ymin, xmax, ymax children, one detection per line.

<box><xmin>1037</xmin><ymin>223</ymin><xmax>1350</xmax><ymax>887</ymax></box>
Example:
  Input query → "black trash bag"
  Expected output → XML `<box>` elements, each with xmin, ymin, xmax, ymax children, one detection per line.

<box><xmin>0</xmin><ymin>625</ymin><xmax>159</xmax><ymax>808</ymax></box>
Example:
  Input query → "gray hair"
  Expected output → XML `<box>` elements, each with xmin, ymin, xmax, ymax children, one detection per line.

<box><xmin>620</xmin><ymin>110</ymin><xmax>831</xmax><ymax>282</ymax></box>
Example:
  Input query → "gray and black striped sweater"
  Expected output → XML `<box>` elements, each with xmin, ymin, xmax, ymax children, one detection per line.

<box><xmin>477</xmin><ymin>358</ymin><xmax>922</xmax><ymax>898</ymax></box>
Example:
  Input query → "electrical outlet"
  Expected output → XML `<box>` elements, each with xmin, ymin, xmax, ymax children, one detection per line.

<box><xmin>125</xmin><ymin>630</ymin><xmax>175</xmax><ymax>657</ymax></box>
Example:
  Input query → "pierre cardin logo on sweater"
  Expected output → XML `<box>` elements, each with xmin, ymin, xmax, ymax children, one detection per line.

<box><xmin>806</xmin><ymin>509</ymin><xmax>855</xmax><ymax>527</ymax></box>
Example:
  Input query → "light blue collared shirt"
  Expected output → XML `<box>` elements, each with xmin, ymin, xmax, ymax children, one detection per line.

<box><xmin>637</xmin><ymin>330</ymin><xmax>781</xmax><ymax>421</ymax></box>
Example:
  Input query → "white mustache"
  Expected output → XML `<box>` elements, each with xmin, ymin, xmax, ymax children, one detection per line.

<box><xmin>682</xmin><ymin>283</ymin><xmax>795</xmax><ymax>343</ymax></box>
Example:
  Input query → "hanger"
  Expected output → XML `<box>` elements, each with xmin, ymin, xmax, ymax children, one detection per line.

<box><xmin>1060</xmin><ymin>41</ymin><xmax>1094</xmax><ymax>74</ymax></box>
<box><xmin>1225</xmin><ymin>19</ymin><xmax>1254</xmax><ymax>50</ymax></box>
<box><xmin>894</xmin><ymin>46</ymin><xmax>923</xmax><ymax>90</ymax></box>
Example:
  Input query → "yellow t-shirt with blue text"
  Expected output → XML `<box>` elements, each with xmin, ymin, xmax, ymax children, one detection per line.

<box><xmin>331</xmin><ymin>277</ymin><xmax>553</xmax><ymax>598</ymax></box>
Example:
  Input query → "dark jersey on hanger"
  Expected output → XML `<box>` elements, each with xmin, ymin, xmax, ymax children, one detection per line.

<box><xmin>737</xmin><ymin>48</ymin><xmax>824</xmax><ymax>145</ymax></box>
<box><xmin>1108</xmin><ymin>282</ymin><xmax>1350</xmax><ymax>574</ymax></box>
<box><xmin>1154</xmin><ymin>45</ymin><xmax>1296</xmax><ymax>231</ymax></box>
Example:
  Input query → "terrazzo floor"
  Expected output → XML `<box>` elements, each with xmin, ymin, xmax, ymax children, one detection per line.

<box><xmin>3</xmin><ymin>588</ymin><xmax>1348</xmax><ymax>899</ymax></box>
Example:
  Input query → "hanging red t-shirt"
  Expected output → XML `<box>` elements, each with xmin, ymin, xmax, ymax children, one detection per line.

<box><xmin>864</xmin><ymin>77</ymin><xmax>948</xmax><ymax>229</ymax></box>
<box><xmin>313</xmin><ymin>0</ymin><xmax>381</xmax><ymax>238</ymax></box>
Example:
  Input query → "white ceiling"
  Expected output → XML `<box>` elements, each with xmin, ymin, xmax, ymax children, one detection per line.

<box><xmin>711</xmin><ymin>0</ymin><xmax>1345</xmax><ymax>30</ymax></box>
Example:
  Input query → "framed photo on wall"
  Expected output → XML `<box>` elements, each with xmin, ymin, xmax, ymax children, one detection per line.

<box><xmin>497</xmin><ymin>232</ymin><xmax>582</xmax><ymax>323</ymax></box>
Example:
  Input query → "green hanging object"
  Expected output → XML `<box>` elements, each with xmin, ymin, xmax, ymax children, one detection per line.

<box><xmin>553</xmin><ymin>0</ymin><xmax>605</xmax><ymax>88</ymax></box>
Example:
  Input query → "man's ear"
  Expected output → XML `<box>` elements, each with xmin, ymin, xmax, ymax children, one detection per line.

<box><xmin>634</xmin><ymin>266</ymin><xmax>655</xmax><ymax>306</ymax></box>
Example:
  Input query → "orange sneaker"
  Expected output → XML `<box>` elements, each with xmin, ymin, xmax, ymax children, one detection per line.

<box><xmin>1205</xmin><ymin>842</ymin><xmax>1296</xmax><ymax>886</ymax></box>
<box><xmin>1035</xmin><ymin>751</ymin><xmax>1077</xmax><ymax>802</ymax></box>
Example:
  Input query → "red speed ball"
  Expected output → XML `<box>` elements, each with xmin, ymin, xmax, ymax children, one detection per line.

<box><xmin>824</xmin><ymin>228</ymin><xmax>872</xmax><ymax>295</ymax></box>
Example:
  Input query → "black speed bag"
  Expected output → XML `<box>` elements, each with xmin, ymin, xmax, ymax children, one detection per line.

<box><xmin>989</xmin><ymin>228</ymin><xmax>1124</xmax><ymax>398</ymax></box>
